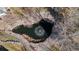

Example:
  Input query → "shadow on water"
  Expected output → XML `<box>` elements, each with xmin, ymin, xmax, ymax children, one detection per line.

<box><xmin>47</xmin><ymin>7</ymin><xmax>64</xmax><ymax>40</ymax></box>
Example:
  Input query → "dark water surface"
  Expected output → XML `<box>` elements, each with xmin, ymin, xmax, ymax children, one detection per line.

<box><xmin>12</xmin><ymin>19</ymin><xmax>54</xmax><ymax>42</ymax></box>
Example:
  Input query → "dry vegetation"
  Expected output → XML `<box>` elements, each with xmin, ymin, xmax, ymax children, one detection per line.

<box><xmin>0</xmin><ymin>7</ymin><xmax>79</xmax><ymax>51</ymax></box>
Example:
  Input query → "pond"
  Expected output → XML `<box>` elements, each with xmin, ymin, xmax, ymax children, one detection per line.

<box><xmin>12</xmin><ymin>18</ymin><xmax>54</xmax><ymax>42</ymax></box>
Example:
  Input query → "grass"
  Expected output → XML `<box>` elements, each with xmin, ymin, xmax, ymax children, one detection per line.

<box><xmin>0</xmin><ymin>35</ymin><xmax>17</xmax><ymax>41</ymax></box>
<box><xmin>0</xmin><ymin>31</ymin><xmax>26</xmax><ymax>51</ymax></box>
<box><xmin>0</xmin><ymin>31</ymin><xmax>5</xmax><ymax>35</ymax></box>
<box><xmin>1</xmin><ymin>43</ymin><xmax>25</xmax><ymax>51</ymax></box>
<box><xmin>0</xmin><ymin>31</ymin><xmax>16</xmax><ymax>41</ymax></box>
<box><xmin>50</xmin><ymin>45</ymin><xmax>60</xmax><ymax>51</ymax></box>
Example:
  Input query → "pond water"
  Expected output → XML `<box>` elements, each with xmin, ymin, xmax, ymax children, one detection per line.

<box><xmin>12</xmin><ymin>19</ymin><xmax>54</xmax><ymax>42</ymax></box>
